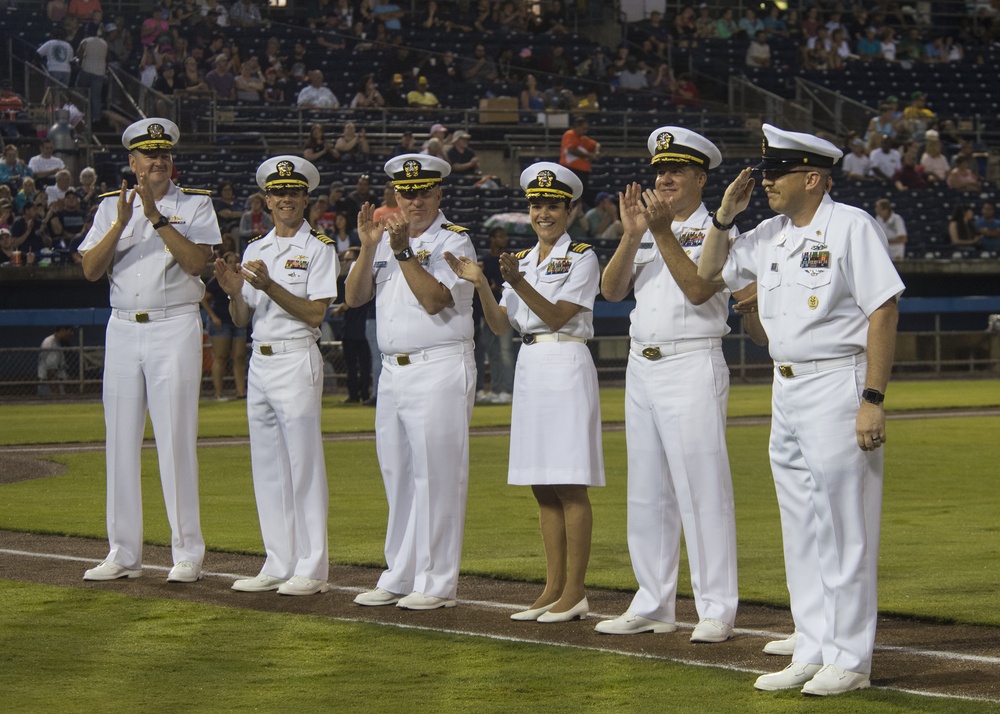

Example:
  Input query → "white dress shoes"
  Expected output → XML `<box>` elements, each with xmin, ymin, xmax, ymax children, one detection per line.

<box><xmin>232</xmin><ymin>574</ymin><xmax>287</xmax><ymax>592</ymax></box>
<box><xmin>276</xmin><ymin>576</ymin><xmax>330</xmax><ymax>596</ymax></box>
<box><xmin>594</xmin><ymin>611</ymin><xmax>676</xmax><ymax>634</ymax></box>
<box><xmin>690</xmin><ymin>618</ymin><xmax>734</xmax><ymax>643</ymax></box>
<box><xmin>510</xmin><ymin>602</ymin><xmax>556</xmax><ymax>621</ymax></box>
<box><xmin>83</xmin><ymin>561</ymin><xmax>142</xmax><ymax>581</ymax></box>
<box><xmin>397</xmin><ymin>592</ymin><xmax>457</xmax><ymax>610</ymax></box>
<box><xmin>536</xmin><ymin>597</ymin><xmax>588</xmax><ymax>623</ymax></box>
<box><xmin>801</xmin><ymin>664</ymin><xmax>871</xmax><ymax>696</ymax></box>
<box><xmin>763</xmin><ymin>631</ymin><xmax>798</xmax><ymax>655</ymax></box>
<box><xmin>754</xmin><ymin>662</ymin><xmax>823</xmax><ymax>691</ymax></box>
<box><xmin>167</xmin><ymin>561</ymin><xmax>203</xmax><ymax>583</ymax></box>
<box><xmin>354</xmin><ymin>587</ymin><xmax>404</xmax><ymax>606</ymax></box>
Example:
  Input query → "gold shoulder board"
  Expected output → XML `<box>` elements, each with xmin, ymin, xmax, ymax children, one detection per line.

<box><xmin>442</xmin><ymin>223</ymin><xmax>469</xmax><ymax>233</ymax></box>
<box><xmin>514</xmin><ymin>248</ymin><xmax>532</xmax><ymax>259</ymax></box>
<box><xmin>310</xmin><ymin>229</ymin><xmax>336</xmax><ymax>246</ymax></box>
<box><xmin>569</xmin><ymin>242</ymin><xmax>594</xmax><ymax>254</ymax></box>
<box><xmin>246</xmin><ymin>234</ymin><xmax>265</xmax><ymax>244</ymax></box>
<box><xmin>180</xmin><ymin>187</ymin><xmax>213</xmax><ymax>196</ymax></box>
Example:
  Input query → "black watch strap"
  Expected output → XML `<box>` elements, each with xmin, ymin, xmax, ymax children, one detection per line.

<box><xmin>395</xmin><ymin>246</ymin><xmax>414</xmax><ymax>262</ymax></box>
<box><xmin>862</xmin><ymin>388</ymin><xmax>885</xmax><ymax>405</ymax></box>
<box><xmin>712</xmin><ymin>212</ymin><xmax>736</xmax><ymax>231</ymax></box>
<box><xmin>151</xmin><ymin>215</ymin><xmax>170</xmax><ymax>230</ymax></box>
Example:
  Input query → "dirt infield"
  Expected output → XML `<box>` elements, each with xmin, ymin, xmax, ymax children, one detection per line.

<box><xmin>2</xmin><ymin>529</ymin><xmax>998</xmax><ymax>703</ymax></box>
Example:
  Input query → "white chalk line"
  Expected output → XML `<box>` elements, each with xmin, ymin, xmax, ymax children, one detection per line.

<box><xmin>1</xmin><ymin>546</ymin><xmax>998</xmax><ymax>704</ymax></box>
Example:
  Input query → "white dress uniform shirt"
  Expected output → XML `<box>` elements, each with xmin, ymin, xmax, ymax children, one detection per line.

<box><xmin>80</xmin><ymin>182</ymin><xmax>220</xmax><ymax>309</ymax></box>
<box><xmin>723</xmin><ymin>194</ymin><xmax>904</xmax><ymax>364</ymax></box>
<box><xmin>372</xmin><ymin>211</ymin><xmax>475</xmax><ymax>353</ymax></box>
<box><xmin>241</xmin><ymin>222</ymin><xmax>341</xmax><ymax>342</ymax></box>
<box><xmin>630</xmin><ymin>204</ymin><xmax>747</xmax><ymax>343</ymax></box>
<box><xmin>501</xmin><ymin>233</ymin><xmax>599</xmax><ymax>338</ymax></box>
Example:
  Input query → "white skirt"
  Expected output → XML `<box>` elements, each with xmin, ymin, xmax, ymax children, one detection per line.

<box><xmin>507</xmin><ymin>340</ymin><xmax>605</xmax><ymax>487</ymax></box>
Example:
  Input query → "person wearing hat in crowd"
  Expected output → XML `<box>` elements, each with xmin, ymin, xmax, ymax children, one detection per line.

<box><xmin>384</xmin><ymin>73</ymin><xmax>409</xmax><ymax>108</ymax></box>
<box><xmin>598</xmin><ymin>127</ymin><xmax>763</xmax><ymax>642</ymax></box>
<box><xmin>213</xmin><ymin>156</ymin><xmax>339</xmax><ymax>596</ymax></box>
<box><xmin>446</xmin><ymin>130</ymin><xmax>479</xmax><ymax>175</ymax></box>
<box><xmin>407</xmin><ymin>76</ymin><xmax>441</xmax><ymax>108</ymax></box>
<box><xmin>697</xmin><ymin>124</ymin><xmax>904</xmax><ymax>695</ymax></box>
<box><xmin>582</xmin><ymin>191</ymin><xmax>623</xmax><ymax>241</ymax></box>
<box><xmin>346</xmin><ymin>153</ymin><xmax>477</xmax><ymax>611</ymax></box>
<box><xmin>78</xmin><ymin>117</ymin><xmax>221</xmax><ymax>584</ymax></box>
<box><xmin>445</xmin><ymin>161</ymin><xmax>604</xmax><ymax>623</ymax></box>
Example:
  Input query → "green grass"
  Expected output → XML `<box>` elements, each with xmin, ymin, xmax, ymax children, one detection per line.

<box><xmin>3</xmin><ymin>417</ymin><xmax>998</xmax><ymax>625</ymax></box>
<box><xmin>4</xmin><ymin>379</ymin><xmax>999</xmax><ymax>445</ymax></box>
<box><xmin>1</xmin><ymin>582</ymin><xmax>995</xmax><ymax>713</ymax></box>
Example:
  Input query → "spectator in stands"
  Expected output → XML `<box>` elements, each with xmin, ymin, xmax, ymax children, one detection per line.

<box><xmin>350</xmin><ymin>74</ymin><xmax>385</xmax><ymax>108</ymax></box>
<box><xmin>37</xmin><ymin>26</ymin><xmax>74</xmax><ymax>87</ymax></box>
<box><xmin>647</xmin><ymin>63</ymin><xmax>676</xmax><ymax>96</ymax></box>
<box><xmin>392</xmin><ymin>131</ymin><xmax>416</xmax><ymax>157</ymax></box>
<box><xmin>617</xmin><ymin>56</ymin><xmax>649</xmax><ymax>91</ymax></box>
<box><xmin>446</xmin><ymin>131</ymin><xmax>479</xmax><ymax>175</ymax></box>
<box><xmin>803</xmin><ymin>26</ymin><xmax>833</xmax><ymax>69</ymax></box>
<box><xmin>10</xmin><ymin>200</ymin><xmax>45</xmax><ymax>261</ymax></box>
<box><xmin>346</xmin><ymin>174</ymin><xmax>375</xmax><ymax>219</ymax></box>
<box><xmin>920</xmin><ymin>133</ymin><xmax>949</xmax><ymax>184</ymax></box>
<box><xmin>75</xmin><ymin>25</ymin><xmax>108</xmax><ymax>124</ymax></box>
<box><xmin>200</xmin><ymin>0</ymin><xmax>229</xmax><ymax>27</ymax></box>
<box><xmin>830</xmin><ymin>28</ymin><xmax>856</xmax><ymax>67</ymax></box>
<box><xmin>235</xmin><ymin>57</ymin><xmax>265</xmax><ymax>102</ymax></box>
<box><xmin>715</xmin><ymin>8</ymin><xmax>738</xmax><ymax>40</ymax></box>
<box><xmin>297</xmin><ymin>69</ymin><xmax>340</xmax><ymax>109</ymax></box>
<box><xmin>520</xmin><ymin>74</ymin><xmax>545</xmax><ymax>117</ymax></box>
<box><xmin>462</xmin><ymin>42</ymin><xmax>498</xmax><ymax>84</ymax></box>
<box><xmin>422</xmin><ymin>123</ymin><xmax>449</xmax><ymax>152</ymax></box>
<box><xmin>239</xmin><ymin>192</ymin><xmax>274</xmax><ymax>245</ymax></box>
<box><xmin>301</xmin><ymin>123</ymin><xmax>337</xmax><ymax>165</ymax></box>
<box><xmin>140</xmin><ymin>5</ymin><xmax>171</xmax><ymax>49</ymax></box>
<box><xmin>695</xmin><ymin>5</ymin><xmax>716</xmax><ymax>39</ymax></box>
<box><xmin>47</xmin><ymin>187</ymin><xmax>87</xmax><ymax>245</ymax></box>
<box><xmin>28</xmin><ymin>139</ymin><xmax>66</xmax><ymax>188</ymax></box>
<box><xmin>372</xmin><ymin>2</ymin><xmax>406</xmax><ymax>31</ymax></box>
<box><xmin>856</xmin><ymin>26</ymin><xmax>882</xmax><ymax>61</ymax></box>
<box><xmin>45</xmin><ymin>169</ymin><xmax>75</xmax><ymax>204</ymax></box>
<box><xmin>925</xmin><ymin>35</ymin><xmax>949</xmax><ymax>63</ymax></box>
<box><xmin>205</xmin><ymin>54</ymin><xmax>237</xmax><ymax>100</ymax></box>
<box><xmin>948</xmin><ymin>204</ymin><xmax>980</xmax><ymax>247</ymax></box>
<box><xmin>902</xmin><ymin>91</ymin><xmax>935</xmax><ymax>137</ymax></box>
<box><xmin>78</xmin><ymin>167</ymin><xmax>100</xmax><ymax>211</ymax></box>
<box><xmin>373</xmin><ymin>183</ymin><xmax>403</xmax><ymax>222</ymax></box>
<box><xmin>738</xmin><ymin>8</ymin><xmax>764</xmax><ymax>37</ymax></box>
<box><xmin>671</xmin><ymin>72</ymin><xmax>700</xmax><ymax>108</ymax></box>
<box><xmin>880</xmin><ymin>28</ymin><xmax>898</xmax><ymax>62</ymax></box>
<box><xmin>13</xmin><ymin>176</ymin><xmax>38</xmax><ymax>213</ymax></box>
<box><xmin>583</xmin><ymin>191</ymin><xmax>623</xmax><ymax>241</ymax></box>
<box><xmin>334</xmin><ymin>122</ymin><xmax>370</xmax><ymax>163</ymax></box>
<box><xmin>893</xmin><ymin>146</ymin><xmax>929</xmax><ymax>191</ymax></box>
<box><xmin>898</xmin><ymin>27</ymin><xmax>927</xmax><ymax>64</ymax></box>
<box><xmin>542</xmin><ymin>75</ymin><xmax>576</xmax><ymax>111</ymax></box>
<box><xmin>864</xmin><ymin>104</ymin><xmax>899</xmax><ymax>151</ymax></box>
<box><xmin>153</xmin><ymin>61</ymin><xmax>183</xmax><ymax>99</ymax></box>
<box><xmin>213</xmin><ymin>179</ymin><xmax>243</xmax><ymax>241</ymax></box>
<box><xmin>762</xmin><ymin>6</ymin><xmax>788</xmax><ymax>37</ymax></box>
<box><xmin>560</xmin><ymin>116</ymin><xmax>600</xmax><ymax>204</ymax></box>
<box><xmin>37</xmin><ymin>326</ymin><xmax>74</xmax><ymax>396</ymax></box>
<box><xmin>0</xmin><ymin>226</ymin><xmax>15</xmax><ymax>264</ymax></box>
<box><xmin>260</xmin><ymin>66</ymin><xmax>286</xmax><ymax>103</ymax></box>
<box><xmin>407</xmin><ymin>76</ymin><xmax>441</xmax><ymax>108</ymax></box>
<box><xmin>536</xmin><ymin>0</ymin><xmax>571</xmax><ymax>35</ymax></box>
<box><xmin>229</xmin><ymin>0</ymin><xmax>264</xmax><ymax>28</ymax></box>
<box><xmin>975</xmin><ymin>202</ymin><xmax>1000</xmax><ymax>251</ymax></box>
<box><xmin>842</xmin><ymin>138</ymin><xmax>872</xmax><ymax>180</ymax></box>
<box><xmin>746</xmin><ymin>30</ymin><xmax>772</xmax><ymax>68</ymax></box>
<box><xmin>47</xmin><ymin>0</ymin><xmax>69</xmax><ymax>22</ymax></box>
<box><xmin>383</xmin><ymin>73</ymin><xmax>408</xmax><ymax>107</ymax></box>
<box><xmin>947</xmin><ymin>155</ymin><xmax>982</xmax><ymax>192</ymax></box>
<box><xmin>178</xmin><ymin>56</ymin><xmax>210</xmax><ymax>95</ymax></box>
<box><xmin>870</xmin><ymin>135</ymin><xmax>902</xmax><ymax>181</ymax></box>
<box><xmin>0</xmin><ymin>79</ymin><xmax>26</xmax><ymax>136</ymax></box>
<box><xmin>201</xmin><ymin>251</ymin><xmax>247</xmax><ymax>401</ymax></box>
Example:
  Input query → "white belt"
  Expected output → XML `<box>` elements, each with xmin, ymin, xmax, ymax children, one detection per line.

<box><xmin>630</xmin><ymin>337</ymin><xmax>721</xmax><ymax>360</ymax></box>
<box><xmin>775</xmin><ymin>353</ymin><xmax>866</xmax><ymax>378</ymax></box>
<box><xmin>112</xmin><ymin>305</ymin><xmax>198</xmax><ymax>323</ymax></box>
<box><xmin>522</xmin><ymin>333</ymin><xmax>587</xmax><ymax>345</ymax></box>
<box><xmin>253</xmin><ymin>337</ymin><xmax>314</xmax><ymax>356</ymax></box>
<box><xmin>382</xmin><ymin>341</ymin><xmax>473</xmax><ymax>366</ymax></box>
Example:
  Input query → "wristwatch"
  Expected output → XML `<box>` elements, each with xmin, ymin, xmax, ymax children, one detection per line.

<box><xmin>151</xmin><ymin>215</ymin><xmax>170</xmax><ymax>230</ymax></box>
<box><xmin>861</xmin><ymin>388</ymin><xmax>885</xmax><ymax>405</ymax></box>
<box><xmin>711</xmin><ymin>212</ymin><xmax>736</xmax><ymax>231</ymax></box>
<box><xmin>394</xmin><ymin>246</ymin><xmax>414</xmax><ymax>262</ymax></box>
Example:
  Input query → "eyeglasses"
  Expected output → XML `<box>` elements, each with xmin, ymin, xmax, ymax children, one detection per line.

<box><xmin>267</xmin><ymin>188</ymin><xmax>307</xmax><ymax>197</ymax></box>
<box><xmin>759</xmin><ymin>169</ymin><xmax>815</xmax><ymax>182</ymax></box>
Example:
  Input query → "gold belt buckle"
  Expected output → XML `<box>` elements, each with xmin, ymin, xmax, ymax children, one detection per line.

<box><xmin>396</xmin><ymin>354</ymin><xmax>410</xmax><ymax>366</ymax></box>
<box><xmin>260</xmin><ymin>344</ymin><xmax>273</xmax><ymax>356</ymax></box>
<box><xmin>778</xmin><ymin>365</ymin><xmax>794</xmax><ymax>378</ymax></box>
<box><xmin>135</xmin><ymin>311</ymin><xmax>149</xmax><ymax>323</ymax></box>
<box><xmin>641</xmin><ymin>346</ymin><xmax>662</xmax><ymax>361</ymax></box>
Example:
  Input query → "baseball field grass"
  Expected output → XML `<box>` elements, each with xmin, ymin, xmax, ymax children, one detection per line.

<box><xmin>2</xmin><ymin>379</ymin><xmax>999</xmax><ymax>711</ymax></box>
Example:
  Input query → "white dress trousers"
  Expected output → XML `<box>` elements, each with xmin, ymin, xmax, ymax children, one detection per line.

<box><xmin>374</xmin><ymin>347</ymin><xmax>476</xmax><ymax>599</ymax></box>
<box><xmin>623</xmin><ymin>346</ymin><xmax>738</xmax><ymax>625</ymax></box>
<box><xmin>102</xmin><ymin>311</ymin><xmax>205</xmax><ymax>569</ymax></box>
<box><xmin>247</xmin><ymin>344</ymin><xmax>329</xmax><ymax>580</ymax></box>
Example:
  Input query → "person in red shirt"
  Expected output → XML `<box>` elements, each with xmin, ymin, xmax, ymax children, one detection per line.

<box><xmin>560</xmin><ymin>116</ymin><xmax>600</xmax><ymax>205</ymax></box>
<box><xmin>69</xmin><ymin>0</ymin><xmax>102</xmax><ymax>21</ymax></box>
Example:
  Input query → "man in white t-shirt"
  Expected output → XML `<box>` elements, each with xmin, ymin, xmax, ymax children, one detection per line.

<box><xmin>27</xmin><ymin>139</ymin><xmax>66</xmax><ymax>186</ymax></box>
<box><xmin>874</xmin><ymin>198</ymin><xmax>907</xmax><ymax>261</ymax></box>
<box><xmin>37</xmin><ymin>27</ymin><xmax>74</xmax><ymax>86</ymax></box>
<box><xmin>869</xmin><ymin>135</ymin><xmax>903</xmax><ymax>181</ymax></box>
<box><xmin>841</xmin><ymin>139</ymin><xmax>871</xmax><ymax>181</ymax></box>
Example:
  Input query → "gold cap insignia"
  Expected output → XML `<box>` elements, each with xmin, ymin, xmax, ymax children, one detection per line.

<box><xmin>403</xmin><ymin>159</ymin><xmax>421</xmax><ymax>178</ymax></box>
<box><xmin>276</xmin><ymin>160</ymin><xmax>294</xmax><ymax>177</ymax></box>
<box><xmin>656</xmin><ymin>132</ymin><xmax>673</xmax><ymax>151</ymax></box>
<box><xmin>148</xmin><ymin>123</ymin><xmax>164</xmax><ymax>140</ymax></box>
<box><xmin>537</xmin><ymin>169</ymin><xmax>555</xmax><ymax>188</ymax></box>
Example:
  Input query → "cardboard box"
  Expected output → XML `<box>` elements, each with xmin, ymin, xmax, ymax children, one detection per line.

<box><xmin>479</xmin><ymin>97</ymin><xmax>519</xmax><ymax>123</ymax></box>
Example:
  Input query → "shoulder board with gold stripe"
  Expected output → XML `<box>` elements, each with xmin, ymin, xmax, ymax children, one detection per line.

<box><xmin>246</xmin><ymin>234</ymin><xmax>265</xmax><ymax>244</ymax></box>
<box><xmin>441</xmin><ymin>223</ymin><xmax>469</xmax><ymax>233</ymax></box>
<box><xmin>310</xmin><ymin>228</ymin><xmax>336</xmax><ymax>246</ymax></box>
<box><xmin>514</xmin><ymin>248</ymin><xmax>532</xmax><ymax>259</ymax></box>
<box><xmin>97</xmin><ymin>190</ymin><xmax>119</xmax><ymax>199</ymax></box>
<box><xmin>569</xmin><ymin>241</ymin><xmax>594</xmax><ymax>254</ymax></box>
<box><xmin>180</xmin><ymin>187</ymin><xmax>213</xmax><ymax>196</ymax></box>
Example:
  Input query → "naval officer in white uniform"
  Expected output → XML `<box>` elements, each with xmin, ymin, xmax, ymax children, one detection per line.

<box><xmin>698</xmin><ymin>124</ymin><xmax>904</xmax><ymax>695</ymax></box>
<box><xmin>447</xmin><ymin>162</ymin><xmax>605</xmax><ymax>624</ymax></box>
<box><xmin>598</xmin><ymin>127</ymin><xmax>762</xmax><ymax>643</ymax></box>
<box><xmin>79</xmin><ymin>118</ymin><xmax>219</xmax><ymax>583</ymax></box>
<box><xmin>216</xmin><ymin>156</ymin><xmax>339</xmax><ymax>596</ymax></box>
<box><xmin>346</xmin><ymin>154</ymin><xmax>477</xmax><ymax>611</ymax></box>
